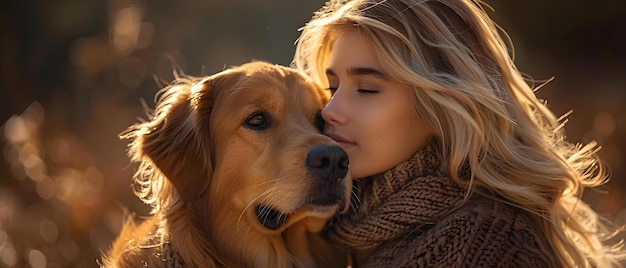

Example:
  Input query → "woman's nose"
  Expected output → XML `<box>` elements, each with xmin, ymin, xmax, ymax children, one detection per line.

<box><xmin>321</xmin><ymin>94</ymin><xmax>345</xmax><ymax>126</ymax></box>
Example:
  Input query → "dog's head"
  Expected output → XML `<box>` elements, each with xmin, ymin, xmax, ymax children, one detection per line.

<box><xmin>124</xmin><ymin>61</ymin><xmax>351</xmax><ymax>235</ymax></box>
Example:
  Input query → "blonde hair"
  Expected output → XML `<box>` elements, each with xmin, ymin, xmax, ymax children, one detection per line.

<box><xmin>292</xmin><ymin>0</ymin><xmax>625</xmax><ymax>267</ymax></box>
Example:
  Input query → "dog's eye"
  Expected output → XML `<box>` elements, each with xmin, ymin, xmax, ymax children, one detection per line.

<box><xmin>314</xmin><ymin>113</ymin><xmax>325</xmax><ymax>132</ymax></box>
<box><xmin>245</xmin><ymin>112</ymin><xmax>270</xmax><ymax>130</ymax></box>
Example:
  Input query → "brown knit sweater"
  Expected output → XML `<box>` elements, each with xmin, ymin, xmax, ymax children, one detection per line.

<box><xmin>326</xmin><ymin>139</ymin><xmax>560</xmax><ymax>267</ymax></box>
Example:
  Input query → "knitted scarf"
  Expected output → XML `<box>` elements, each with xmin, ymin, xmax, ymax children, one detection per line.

<box><xmin>163</xmin><ymin>242</ymin><xmax>185</xmax><ymax>268</ymax></box>
<box><xmin>327</xmin><ymin>138</ymin><xmax>467</xmax><ymax>251</ymax></box>
<box><xmin>326</xmin><ymin>139</ymin><xmax>560</xmax><ymax>267</ymax></box>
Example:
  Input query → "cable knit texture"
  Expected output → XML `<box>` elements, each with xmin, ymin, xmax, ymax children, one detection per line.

<box><xmin>162</xmin><ymin>242</ymin><xmax>185</xmax><ymax>268</ymax></box>
<box><xmin>327</xmin><ymin>139</ymin><xmax>560</xmax><ymax>267</ymax></box>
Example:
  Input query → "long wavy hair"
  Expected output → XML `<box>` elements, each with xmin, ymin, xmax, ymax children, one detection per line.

<box><xmin>292</xmin><ymin>0</ymin><xmax>625</xmax><ymax>267</ymax></box>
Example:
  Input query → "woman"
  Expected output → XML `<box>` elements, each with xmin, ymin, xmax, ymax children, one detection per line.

<box><xmin>292</xmin><ymin>0</ymin><xmax>625</xmax><ymax>267</ymax></box>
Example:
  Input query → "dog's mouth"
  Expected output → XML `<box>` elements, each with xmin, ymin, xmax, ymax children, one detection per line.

<box><xmin>255</xmin><ymin>204</ymin><xmax>288</xmax><ymax>230</ymax></box>
<box><xmin>254</xmin><ymin>201</ymin><xmax>342</xmax><ymax>231</ymax></box>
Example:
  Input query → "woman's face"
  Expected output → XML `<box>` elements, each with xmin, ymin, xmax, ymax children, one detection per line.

<box><xmin>322</xmin><ymin>29</ymin><xmax>433</xmax><ymax>179</ymax></box>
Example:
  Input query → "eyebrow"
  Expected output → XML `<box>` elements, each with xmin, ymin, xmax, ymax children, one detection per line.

<box><xmin>325</xmin><ymin>67</ymin><xmax>389</xmax><ymax>80</ymax></box>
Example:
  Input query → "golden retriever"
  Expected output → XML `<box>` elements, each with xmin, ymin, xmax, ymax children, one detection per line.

<box><xmin>102</xmin><ymin>61</ymin><xmax>351</xmax><ymax>267</ymax></box>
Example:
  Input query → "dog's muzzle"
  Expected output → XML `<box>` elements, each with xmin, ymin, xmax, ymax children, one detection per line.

<box><xmin>255</xmin><ymin>145</ymin><xmax>349</xmax><ymax>230</ymax></box>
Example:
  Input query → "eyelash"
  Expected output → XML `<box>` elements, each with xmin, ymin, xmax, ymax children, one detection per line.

<box><xmin>357</xmin><ymin>89</ymin><xmax>378</xmax><ymax>94</ymax></box>
<box><xmin>326</xmin><ymin>87</ymin><xmax>379</xmax><ymax>95</ymax></box>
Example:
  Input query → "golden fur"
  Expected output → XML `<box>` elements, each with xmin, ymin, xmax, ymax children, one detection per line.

<box><xmin>102</xmin><ymin>61</ymin><xmax>351</xmax><ymax>267</ymax></box>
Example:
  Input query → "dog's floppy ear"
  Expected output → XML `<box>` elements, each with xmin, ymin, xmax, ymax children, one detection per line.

<box><xmin>123</xmin><ymin>70</ymin><xmax>240</xmax><ymax>201</ymax></box>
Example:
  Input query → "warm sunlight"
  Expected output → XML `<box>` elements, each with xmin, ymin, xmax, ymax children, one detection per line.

<box><xmin>1</xmin><ymin>0</ymin><xmax>624</xmax><ymax>267</ymax></box>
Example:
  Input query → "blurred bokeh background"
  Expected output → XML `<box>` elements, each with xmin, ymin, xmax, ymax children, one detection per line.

<box><xmin>0</xmin><ymin>0</ymin><xmax>624</xmax><ymax>267</ymax></box>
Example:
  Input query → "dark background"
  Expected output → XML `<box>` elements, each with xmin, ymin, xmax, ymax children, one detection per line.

<box><xmin>1</xmin><ymin>0</ymin><xmax>624</xmax><ymax>267</ymax></box>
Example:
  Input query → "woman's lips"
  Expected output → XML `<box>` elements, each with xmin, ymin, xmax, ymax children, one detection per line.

<box><xmin>325</xmin><ymin>132</ymin><xmax>355</xmax><ymax>148</ymax></box>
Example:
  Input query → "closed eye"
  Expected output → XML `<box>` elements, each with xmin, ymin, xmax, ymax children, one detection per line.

<box><xmin>357</xmin><ymin>89</ymin><xmax>378</xmax><ymax>94</ymax></box>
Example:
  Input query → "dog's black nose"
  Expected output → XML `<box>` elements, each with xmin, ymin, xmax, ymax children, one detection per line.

<box><xmin>306</xmin><ymin>145</ymin><xmax>349</xmax><ymax>181</ymax></box>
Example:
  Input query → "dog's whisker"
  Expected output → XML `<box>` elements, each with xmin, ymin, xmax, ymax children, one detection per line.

<box><xmin>237</xmin><ymin>186</ymin><xmax>283</xmax><ymax>255</ymax></box>
<box><xmin>349</xmin><ymin>190</ymin><xmax>361</xmax><ymax>215</ymax></box>
<box><xmin>233</xmin><ymin>179</ymin><xmax>278</xmax><ymax>195</ymax></box>
<box><xmin>237</xmin><ymin>185</ymin><xmax>280</xmax><ymax>232</ymax></box>
<box><xmin>255</xmin><ymin>187</ymin><xmax>292</xmax><ymax>229</ymax></box>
